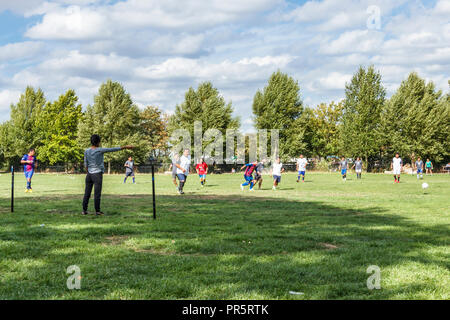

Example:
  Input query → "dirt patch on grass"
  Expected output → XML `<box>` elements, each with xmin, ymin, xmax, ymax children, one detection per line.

<box><xmin>104</xmin><ymin>235</ymin><xmax>130</xmax><ymax>246</ymax></box>
<box><xmin>319</xmin><ymin>242</ymin><xmax>339</xmax><ymax>250</ymax></box>
<box><xmin>0</xmin><ymin>207</ymin><xmax>10</xmax><ymax>213</ymax></box>
<box><xmin>132</xmin><ymin>247</ymin><xmax>212</xmax><ymax>256</ymax></box>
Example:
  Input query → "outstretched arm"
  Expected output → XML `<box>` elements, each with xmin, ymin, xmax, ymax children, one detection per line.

<box><xmin>101</xmin><ymin>145</ymin><xmax>134</xmax><ymax>153</ymax></box>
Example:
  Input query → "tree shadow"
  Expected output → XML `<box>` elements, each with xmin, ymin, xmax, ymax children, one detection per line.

<box><xmin>0</xmin><ymin>193</ymin><xmax>448</xmax><ymax>299</ymax></box>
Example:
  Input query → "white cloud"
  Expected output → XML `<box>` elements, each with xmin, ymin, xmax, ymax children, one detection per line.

<box><xmin>26</xmin><ymin>5</ymin><xmax>111</xmax><ymax>40</ymax></box>
<box><xmin>316</xmin><ymin>72</ymin><xmax>352</xmax><ymax>90</ymax></box>
<box><xmin>0</xmin><ymin>0</ymin><xmax>43</xmax><ymax>14</ymax></box>
<box><xmin>0</xmin><ymin>0</ymin><xmax>449</xmax><ymax>132</ymax></box>
<box><xmin>135</xmin><ymin>55</ymin><xmax>294</xmax><ymax>81</ymax></box>
<box><xmin>0</xmin><ymin>90</ymin><xmax>21</xmax><ymax>121</ymax></box>
<box><xmin>24</xmin><ymin>0</ymin><xmax>279</xmax><ymax>41</ymax></box>
<box><xmin>320</xmin><ymin>29</ymin><xmax>385</xmax><ymax>55</ymax></box>
<box><xmin>0</xmin><ymin>42</ymin><xmax>44</xmax><ymax>62</ymax></box>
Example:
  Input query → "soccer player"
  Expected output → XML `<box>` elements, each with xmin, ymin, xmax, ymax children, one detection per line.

<box><xmin>195</xmin><ymin>157</ymin><xmax>208</xmax><ymax>187</ymax></box>
<box><xmin>176</xmin><ymin>149</ymin><xmax>191</xmax><ymax>194</ymax></box>
<box><xmin>351</xmin><ymin>157</ymin><xmax>363</xmax><ymax>179</ymax></box>
<box><xmin>123</xmin><ymin>156</ymin><xmax>135</xmax><ymax>184</ymax></box>
<box><xmin>82</xmin><ymin>134</ymin><xmax>133</xmax><ymax>216</ymax></box>
<box><xmin>240</xmin><ymin>161</ymin><xmax>257</xmax><ymax>191</ymax></box>
<box><xmin>425</xmin><ymin>158</ymin><xmax>433</xmax><ymax>175</ymax></box>
<box><xmin>391</xmin><ymin>153</ymin><xmax>403</xmax><ymax>183</ymax></box>
<box><xmin>254</xmin><ymin>161</ymin><xmax>264</xmax><ymax>189</ymax></box>
<box><xmin>415</xmin><ymin>157</ymin><xmax>424</xmax><ymax>180</ymax></box>
<box><xmin>169</xmin><ymin>153</ymin><xmax>179</xmax><ymax>191</ymax></box>
<box><xmin>21</xmin><ymin>148</ymin><xmax>37</xmax><ymax>193</ymax></box>
<box><xmin>296</xmin><ymin>154</ymin><xmax>308</xmax><ymax>182</ymax></box>
<box><xmin>272</xmin><ymin>157</ymin><xmax>284</xmax><ymax>190</ymax></box>
<box><xmin>339</xmin><ymin>156</ymin><xmax>348</xmax><ymax>181</ymax></box>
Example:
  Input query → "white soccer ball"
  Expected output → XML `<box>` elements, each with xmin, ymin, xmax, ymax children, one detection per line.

<box><xmin>422</xmin><ymin>182</ymin><xmax>429</xmax><ymax>189</ymax></box>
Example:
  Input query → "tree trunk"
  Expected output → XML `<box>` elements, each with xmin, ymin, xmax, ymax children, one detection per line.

<box><xmin>108</xmin><ymin>161</ymin><xmax>111</xmax><ymax>175</ymax></box>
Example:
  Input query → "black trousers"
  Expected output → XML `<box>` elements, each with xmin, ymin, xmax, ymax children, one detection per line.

<box><xmin>82</xmin><ymin>172</ymin><xmax>103</xmax><ymax>212</ymax></box>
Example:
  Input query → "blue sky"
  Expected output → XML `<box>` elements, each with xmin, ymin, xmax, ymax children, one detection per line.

<box><xmin>0</xmin><ymin>0</ymin><xmax>449</xmax><ymax>132</ymax></box>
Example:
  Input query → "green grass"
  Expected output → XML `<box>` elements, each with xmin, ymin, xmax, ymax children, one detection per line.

<box><xmin>0</xmin><ymin>171</ymin><xmax>448</xmax><ymax>299</ymax></box>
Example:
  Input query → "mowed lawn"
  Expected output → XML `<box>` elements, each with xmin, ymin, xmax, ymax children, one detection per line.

<box><xmin>0</xmin><ymin>171</ymin><xmax>448</xmax><ymax>300</ymax></box>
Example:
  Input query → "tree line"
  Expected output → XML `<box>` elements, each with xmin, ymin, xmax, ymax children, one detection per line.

<box><xmin>0</xmin><ymin>66</ymin><xmax>449</xmax><ymax>172</ymax></box>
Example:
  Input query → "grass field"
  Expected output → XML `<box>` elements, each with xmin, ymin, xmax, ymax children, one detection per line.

<box><xmin>0</xmin><ymin>171</ymin><xmax>448</xmax><ymax>300</ymax></box>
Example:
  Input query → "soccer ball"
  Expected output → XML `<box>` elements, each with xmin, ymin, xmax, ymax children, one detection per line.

<box><xmin>422</xmin><ymin>182</ymin><xmax>429</xmax><ymax>189</ymax></box>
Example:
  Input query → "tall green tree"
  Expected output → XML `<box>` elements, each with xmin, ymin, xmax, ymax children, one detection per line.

<box><xmin>169</xmin><ymin>81</ymin><xmax>240</xmax><ymax>156</ymax></box>
<box><xmin>0</xmin><ymin>121</ymin><xmax>12</xmax><ymax>167</ymax></box>
<box><xmin>380</xmin><ymin>72</ymin><xmax>449</xmax><ymax>165</ymax></box>
<box><xmin>252</xmin><ymin>71</ymin><xmax>305</xmax><ymax>159</ymax></box>
<box><xmin>6</xmin><ymin>87</ymin><xmax>45</xmax><ymax>161</ymax></box>
<box><xmin>36</xmin><ymin>90</ymin><xmax>83</xmax><ymax>171</ymax></box>
<box><xmin>309</xmin><ymin>101</ymin><xmax>343</xmax><ymax>158</ymax></box>
<box><xmin>140</xmin><ymin>106</ymin><xmax>169</xmax><ymax>158</ymax></box>
<box><xmin>341</xmin><ymin>66</ymin><xmax>385</xmax><ymax>165</ymax></box>
<box><xmin>77</xmin><ymin>80</ymin><xmax>145</xmax><ymax>173</ymax></box>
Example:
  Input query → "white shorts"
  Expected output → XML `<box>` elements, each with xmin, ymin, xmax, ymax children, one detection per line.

<box><xmin>355</xmin><ymin>169</ymin><xmax>362</xmax><ymax>173</ymax></box>
<box><xmin>393</xmin><ymin>168</ymin><xmax>401</xmax><ymax>175</ymax></box>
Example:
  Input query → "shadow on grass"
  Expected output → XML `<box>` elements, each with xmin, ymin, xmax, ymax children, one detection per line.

<box><xmin>0</xmin><ymin>193</ymin><xmax>448</xmax><ymax>299</ymax></box>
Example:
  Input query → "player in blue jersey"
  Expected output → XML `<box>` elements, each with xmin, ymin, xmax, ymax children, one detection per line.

<box><xmin>339</xmin><ymin>156</ymin><xmax>348</xmax><ymax>181</ymax></box>
<box><xmin>21</xmin><ymin>148</ymin><xmax>37</xmax><ymax>193</ymax></box>
<box><xmin>240</xmin><ymin>161</ymin><xmax>257</xmax><ymax>191</ymax></box>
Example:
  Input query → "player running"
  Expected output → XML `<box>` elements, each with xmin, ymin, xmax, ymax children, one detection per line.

<box><xmin>425</xmin><ymin>159</ymin><xmax>433</xmax><ymax>175</ymax></box>
<box><xmin>415</xmin><ymin>157</ymin><xmax>424</xmax><ymax>180</ymax></box>
<box><xmin>240</xmin><ymin>161</ymin><xmax>257</xmax><ymax>191</ymax></box>
<box><xmin>195</xmin><ymin>157</ymin><xmax>208</xmax><ymax>187</ymax></box>
<box><xmin>82</xmin><ymin>134</ymin><xmax>133</xmax><ymax>216</ymax></box>
<box><xmin>254</xmin><ymin>161</ymin><xmax>264</xmax><ymax>190</ymax></box>
<box><xmin>391</xmin><ymin>153</ymin><xmax>403</xmax><ymax>183</ymax></box>
<box><xmin>21</xmin><ymin>148</ymin><xmax>37</xmax><ymax>193</ymax></box>
<box><xmin>339</xmin><ymin>156</ymin><xmax>348</xmax><ymax>181</ymax></box>
<box><xmin>123</xmin><ymin>156</ymin><xmax>135</xmax><ymax>184</ymax></box>
<box><xmin>296</xmin><ymin>154</ymin><xmax>308</xmax><ymax>182</ymax></box>
<box><xmin>272</xmin><ymin>157</ymin><xmax>285</xmax><ymax>190</ymax></box>
<box><xmin>351</xmin><ymin>157</ymin><xmax>363</xmax><ymax>179</ymax></box>
<box><xmin>176</xmin><ymin>149</ymin><xmax>191</xmax><ymax>194</ymax></box>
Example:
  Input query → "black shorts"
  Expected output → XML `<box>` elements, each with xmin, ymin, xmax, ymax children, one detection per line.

<box><xmin>125</xmin><ymin>171</ymin><xmax>135</xmax><ymax>177</ymax></box>
<box><xmin>254</xmin><ymin>173</ymin><xmax>262</xmax><ymax>181</ymax></box>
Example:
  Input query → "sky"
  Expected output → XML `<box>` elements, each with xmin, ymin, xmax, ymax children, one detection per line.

<box><xmin>0</xmin><ymin>0</ymin><xmax>449</xmax><ymax>132</ymax></box>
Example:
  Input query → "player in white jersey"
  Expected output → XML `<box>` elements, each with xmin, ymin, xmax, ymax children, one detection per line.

<box><xmin>175</xmin><ymin>149</ymin><xmax>191</xmax><ymax>194</ymax></box>
<box><xmin>391</xmin><ymin>153</ymin><xmax>403</xmax><ymax>183</ymax></box>
<box><xmin>296</xmin><ymin>154</ymin><xmax>308</xmax><ymax>182</ymax></box>
<box><xmin>272</xmin><ymin>157</ymin><xmax>285</xmax><ymax>190</ymax></box>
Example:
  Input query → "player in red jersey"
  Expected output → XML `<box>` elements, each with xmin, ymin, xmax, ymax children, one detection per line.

<box><xmin>195</xmin><ymin>158</ymin><xmax>208</xmax><ymax>187</ymax></box>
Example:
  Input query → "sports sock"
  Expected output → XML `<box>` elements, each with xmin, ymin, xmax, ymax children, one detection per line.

<box><xmin>242</xmin><ymin>181</ymin><xmax>249</xmax><ymax>186</ymax></box>
<box><xmin>250</xmin><ymin>181</ymin><xmax>254</xmax><ymax>189</ymax></box>
<box><xmin>132</xmin><ymin>177</ymin><xmax>135</xmax><ymax>183</ymax></box>
<box><xmin>398</xmin><ymin>176</ymin><xmax>400</xmax><ymax>182</ymax></box>
<box><xmin>124</xmin><ymin>177</ymin><xmax>127</xmax><ymax>183</ymax></box>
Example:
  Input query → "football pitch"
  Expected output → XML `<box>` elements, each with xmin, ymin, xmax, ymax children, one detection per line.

<box><xmin>0</xmin><ymin>172</ymin><xmax>448</xmax><ymax>300</ymax></box>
